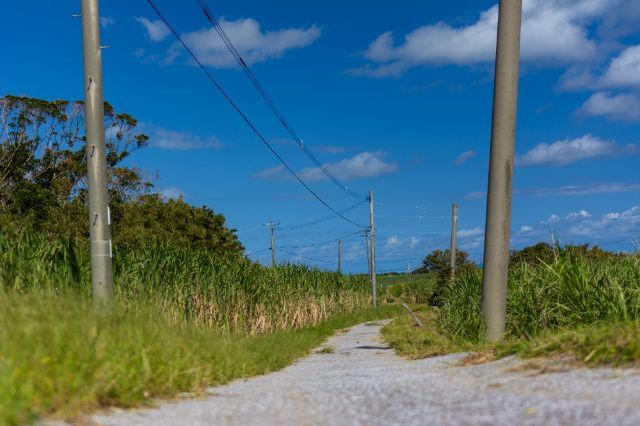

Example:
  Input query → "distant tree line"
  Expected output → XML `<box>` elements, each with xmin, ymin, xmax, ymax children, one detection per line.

<box><xmin>0</xmin><ymin>95</ymin><xmax>243</xmax><ymax>255</ymax></box>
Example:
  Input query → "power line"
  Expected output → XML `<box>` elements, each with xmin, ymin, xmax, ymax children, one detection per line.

<box><xmin>280</xmin><ymin>198</ymin><xmax>368</xmax><ymax>231</ymax></box>
<box><xmin>279</xmin><ymin>229</ymin><xmax>363</xmax><ymax>250</ymax></box>
<box><xmin>237</xmin><ymin>198</ymin><xmax>366</xmax><ymax>235</ymax></box>
<box><xmin>235</xmin><ymin>225</ymin><xmax>265</xmax><ymax>234</ymax></box>
<box><xmin>245</xmin><ymin>247</ymin><xmax>271</xmax><ymax>256</ymax></box>
<box><xmin>195</xmin><ymin>0</ymin><xmax>366</xmax><ymax>201</ymax></box>
<box><xmin>278</xmin><ymin>248</ymin><xmax>333</xmax><ymax>265</ymax></box>
<box><xmin>145</xmin><ymin>0</ymin><xmax>366</xmax><ymax>230</ymax></box>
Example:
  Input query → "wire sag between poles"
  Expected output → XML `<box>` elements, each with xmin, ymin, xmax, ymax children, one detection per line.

<box><xmin>144</xmin><ymin>0</ymin><xmax>366</xmax><ymax>230</ymax></box>
<box><xmin>195</xmin><ymin>0</ymin><xmax>366</xmax><ymax>201</ymax></box>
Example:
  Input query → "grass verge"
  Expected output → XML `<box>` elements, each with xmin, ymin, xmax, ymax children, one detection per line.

<box><xmin>498</xmin><ymin>321</ymin><xmax>640</xmax><ymax>366</ymax></box>
<box><xmin>0</xmin><ymin>293</ymin><xmax>400</xmax><ymax>425</ymax></box>
<box><xmin>382</xmin><ymin>306</ymin><xmax>475</xmax><ymax>359</ymax></box>
<box><xmin>383</xmin><ymin>306</ymin><xmax>640</xmax><ymax>368</ymax></box>
<box><xmin>383</xmin><ymin>252</ymin><xmax>640</xmax><ymax>368</ymax></box>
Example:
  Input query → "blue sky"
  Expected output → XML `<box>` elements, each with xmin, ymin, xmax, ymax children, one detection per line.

<box><xmin>2</xmin><ymin>0</ymin><xmax>640</xmax><ymax>272</ymax></box>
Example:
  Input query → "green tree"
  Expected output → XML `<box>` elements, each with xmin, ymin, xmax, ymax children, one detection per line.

<box><xmin>509</xmin><ymin>242</ymin><xmax>619</xmax><ymax>266</ymax></box>
<box><xmin>0</xmin><ymin>95</ymin><xmax>243</xmax><ymax>256</ymax></box>
<box><xmin>415</xmin><ymin>249</ymin><xmax>475</xmax><ymax>277</ymax></box>
<box><xmin>415</xmin><ymin>249</ymin><xmax>476</xmax><ymax>306</ymax></box>
<box><xmin>510</xmin><ymin>242</ymin><xmax>556</xmax><ymax>266</ymax></box>
<box><xmin>0</xmin><ymin>95</ymin><xmax>149</xmax><ymax>213</ymax></box>
<box><xmin>113</xmin><ymin>194</ymin><xmax>242</xmax><ymax>255</ymax></box>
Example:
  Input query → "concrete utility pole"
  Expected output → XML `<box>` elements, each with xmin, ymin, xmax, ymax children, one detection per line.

<box><xmin>81</xmin><ymin>0</ymin><xmax>114</xmax><ymax>303</ymax></box>
<box><xmin>550</xmin><ymin>230</ymin><xmax>559</xmax><ymax>262</ymax></box>
<box><xmin>450</xmin><ymin>203</ymin><xmax>458</xmax><ymax>279</ymax></box>
<box><xmin>369</xmin><ymin>191</ymin><xmax>377</xmax><ymax>308</ymax></box>
<box><xmin>337</xmin><ymin>240</ymin><xmax>342</xmax><ymax>274</ymax></box>
<box><xmin>364</xmin><ymin>229</ymin><xmax>372</xmax><ymax>281</ymax></box>
<box><xmin>481</xmin><ymin>0</ymin><xmax>523</xmax><ymax>341</ymax></box>
<box><xmin>266</xmin><ymin>221</ymin><xmax>279</xmax><ymax>267</ymax></box>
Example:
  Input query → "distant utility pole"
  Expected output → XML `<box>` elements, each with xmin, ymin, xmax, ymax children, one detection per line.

<box><xmin>266</xmin><ymin>221</ymin><xmax>279</xmax><ymax>267</ymax></box>
<box><xmin>369</xmin><ymin>190</ymin><xmax>377</xmax><ymax>308</ymax></box>
<box><xmin>337</xmin><ymin>240</ymin><xmax>342</xmax><ymax>274</ymax></box>
<box><xmin>81</xmin><ymin>0</ymin><xmax>114</xmax><ymax>303</ymax></box>
<box><xmin>481</xmin><ymin>0</ymin><xmax>523</xmax><ymax>342</ymax></box>
<box><xmin>550</xmin><ymin>230</ymin><xmax>559</xmax><ymax>262</ymax></box>
<box><xmin>450</xmin><ymin>203</ymin><xmax>458</xmax><ymax>279</ymax></box>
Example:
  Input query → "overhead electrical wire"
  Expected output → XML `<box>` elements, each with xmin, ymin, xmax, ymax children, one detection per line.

<box><xmin>279</xmin><ymin>229</ymin><xmax>363</xmax><ymax>250</ymax></box>
<box><xmin>239</xmin><ymin>199</ymin><xmax>367</xmax><ymax>241</ymax></box>
<box><xmin>245</xmin><ymin>247</ymin><xmax>271</xmax><ymax>256</ymax></box>
<box><xmin>145</xmin><ymin>0</ymin><xmax>366</xmax><ymax>230</ymax></box>
<box><xmin>195</xmin><ymin>0</ymin><xmax>366</xmax><ymax>201</ymax></box>
<box><xmin>278</xmin><ymin>248</ymin><xmax>333</xmax><ymax>265</ymax></box>
<box><xmin>280</xmin><ymin>198</ymin><xmax>369</xmax><ymax>231</ymax></box>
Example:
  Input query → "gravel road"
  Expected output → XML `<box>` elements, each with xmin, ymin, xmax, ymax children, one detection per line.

<box><xmin>76</xmin><ymin>321</ymin><xmax>640</xmax><ymax>426</ymax></box>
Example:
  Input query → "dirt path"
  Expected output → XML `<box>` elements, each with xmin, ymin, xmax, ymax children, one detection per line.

<box><xmin>67</xmin><ymin>321</ymin><xmax>639</xmax><ymax>425</ymax></box>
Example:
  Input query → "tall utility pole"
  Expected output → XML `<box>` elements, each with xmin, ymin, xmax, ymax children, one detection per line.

<box><xmin>266</xmin><ymin>221</ymin><xmax>279</xmax><ymax>267</ymax></box>
<box><xmin>81</xmin><ymin>0</ymin><xmax>114</xmax><ymax>303</ymax></box>
<box><xmin>481</xmin><ymin>0</ymin><xmax>523</xmax><ymax>342</ymax></box>
<box><xmin>450</xmin><ymin>203</ymin><xmax>458</xmax><ymax>279</ymax></box>
<box><xmin>369</xmin><ymin>190</ymin><xmax>377</xmax><ymax>308</ymax></box>
<box><xmin>364</xmin><ymin>229</ymin><xmax>372</xmax><ymax>281</ymax></box>
<box><xmin>337</xmin><ymin>240</ymin><xmax>342</xmax><ymax>274</ymax></box>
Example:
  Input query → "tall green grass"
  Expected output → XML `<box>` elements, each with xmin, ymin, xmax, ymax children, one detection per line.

<box><xmin>0</xmin><ymin>231</ymin><xmax>372</xmax><ymax>333</ymax></box>
<box><xmin>438</xmin><ymin>252</ymin><xmax>640</xmax><ymax>341</ymax></box>
<box><xmin>0</xmin><ymin>231</ymin><xmax>390</xmax><ymax>423</ymax></box>
<box><xmin>0</xmin><ymin>292</ymin><xmax>399</xmax><ymax>425</ymax></box>
<box><xmin>381</xmin><ymin>273</ymin><xmax>438</xmax><ymax>304</ymax></box>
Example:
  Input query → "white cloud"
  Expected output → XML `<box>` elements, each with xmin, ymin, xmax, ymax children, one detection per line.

<box><xmin>151</xmin><ymin>128</ymin><xmax>223</xmax><ymax>150</ymax></box>
<box><xmin>169</xmin><ymin>18</ymin><xmax>320</xmax><ymax>68</ymax></box>
<box><xmin>460</xmin><ymin>239</ymin><xmax>484</xmax><ymax>251</ymax></box>
<box><xmin>520</xmin><ymin>205</ymin><xmax>640</xmax><ymax>247</ymax></box>
<box><xmin>526</xmin><ymin>182</ymin><xmax>640</xmax><ymax>197</ymax></box>
<box><xmin>314</xmin><ymin>145</ymin><xmax>352</xmax><ymax>155</ymax></box>
<box><xmin>135</xmin><ymin>17</ymin><xmax>171</xmax><ymax>42</ymax></box>
<box><xmin>454</xmin><ymin>150</ymin><xmax>476</xmax><ymax>165</ymax></box>
<box><xmin>568</xmin><ymin>224</ymin><xmax>593</xmax><ymax>236</ymax></box>
<box><xmin>467</xmin><ymin>182</ymin><xmax>640</xmax><ymax>200</ymax></box>
<box><xmin>557</xmin><ymin>67</ymin><xmax>598</xmax><ymax>91</ymax></box>
<box><xmin>542</xmin><ymin>214</ymin><xmax>561</xmax><ymax>224</ymax></box>
<box><xmin>516</xmin><ymin>134</ymin><xmax>636</xmax><ymax>166</ymax></box>
<box><xmin>578</xmin><ymin>92</ymin><xmax>640</xmax><ymax>122</ymax></box>
<box><xmin>256</xmin><ymin>151</ymin><xmax>396</xmax><ymax>181</ymax></box>
<box><xmin>566</xmin><ymin>209</ymin><xmax>592</xmax><ymax>220</ymax></box>
<box><xmin>600</xmin><ymin>45</ymin><xmax>640</xmax><ymax>88</ymax></box>
<box><xmin>100</xmin><ymin>16</ymin><xmax>115</xmax><ymax>29</ymax></box>
<box><xmin>560</xmin><ymin>45</ymin><xmax>640</xmax><ymax>91</ymax></box>
<box><xmin>386</xmin><ymin>236</ymin><xmax>401</xmax><ymax>247</ymax></box>
<box><xmin>520</xmin><ymin>225</ymin><xmax>534</xmax><ymax>232</ymax></box>
<box><xmin>409</xmin><ymin>237</ymin><xmax>421</xmax><ymax>249</ymax></box>
<box><xmin>349</xmin><ymin>0</ymin><xmax>605</xmax><ymax>77</ymax></box>
<box><xmin>300</xmin><ymin>151</ymin><xmax>396</xmax><ymax>182</ymax></box>
<box><xmin>458</xmin><ymin>227</ymin><xmax>483</xmax><ymax>239</ymax></box>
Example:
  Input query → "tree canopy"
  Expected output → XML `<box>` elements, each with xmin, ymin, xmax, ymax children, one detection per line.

<box><xmin>0</xmin><ymin>95</ymin><xmax>243</xmax><ymax>256</ymax></box>
<box><xmin>414</xmin><ymin>248</ymin><xmax>476</xmax><ymax>278</ymax></box>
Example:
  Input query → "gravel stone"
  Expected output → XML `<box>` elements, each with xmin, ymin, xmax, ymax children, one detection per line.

<box><xmin>79</xmin><ymin>321</ymin><xmax>640</xmax><ymax>425</ymax></box>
